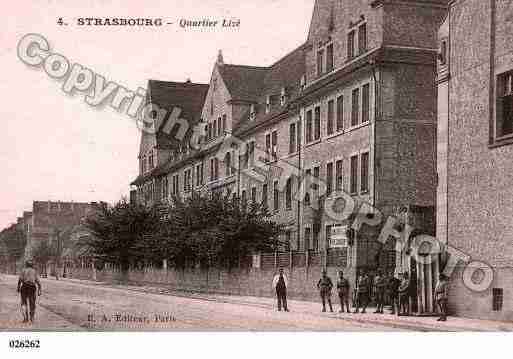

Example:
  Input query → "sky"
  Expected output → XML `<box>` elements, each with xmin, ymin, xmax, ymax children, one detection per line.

<box><xmin>0</xmin><ymin>0</ymin><xmax>314</xmax><ymax>229</ymax></box>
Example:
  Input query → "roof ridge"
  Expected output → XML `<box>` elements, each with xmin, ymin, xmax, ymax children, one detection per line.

<box><xmin>222</xmin><ymin>64</ymin><xmax>270</xmax><ymax>70</ymax></box>
<box><xmin>268</xmin><ymin>42</ymin><xmax>307</xmax><ymax>69</ymax></box>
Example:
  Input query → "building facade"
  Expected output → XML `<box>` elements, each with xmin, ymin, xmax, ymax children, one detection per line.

<box><xmin>437</xmin><ymin>0</ymin><xmax>513</xmax><ymax>321</ymax></box>
<box><xmin>132</xmin><ymin>0</ymin><xmax>446</xmax><ymax>306</ymax></box>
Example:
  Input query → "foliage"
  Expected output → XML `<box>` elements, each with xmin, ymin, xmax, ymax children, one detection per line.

<box><xmin>154</xmin><ymin>192</ymin><xmax>287</xmax><ymax>269</ymax></box>
<box><xmin>82</xmin><ymin>199</ymin><xmax>160</xmax><ymax>271</ymax></box>
<box><xmin>32</xmin><ymin>240</ymin><xmax>54</xmax><ymax>265</ymax></box>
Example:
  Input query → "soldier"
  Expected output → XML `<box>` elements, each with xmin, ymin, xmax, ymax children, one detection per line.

<box><xmin>272</xmin><ymin>267</ymin><xmax>289</xmax><ymax>312</ymax></box>
<box><xmin>373</xmin><ymin>270</ymin><xmax>386</xmax><ymax>314</ymax></box>
<box><xmin>435</xmin><ymin>274</ymin><xmax>449</xmax><ymax>321</ymax></box>
<box><xmin>17</xmin><ymin>260</ymin><xmax>42</xmax><ymax>323</ymax></box>
<box><xmin>386</xmin><ymin>271</ymin><xmax>401</xmax><ymax>315</ymax></box>
<box><xmin>354</xmin><ymin>272</ymin><xmax>370</xmax><ymax>314</ymax></box>
<box><xmin>336</xmin><ymin>270</ymin><xmax>351</xmax><ymax>313</ymax></box>
<box><xmin>398</xmin><ymin>272</ymin><xmax>411</xmax><ymax>316</ymax></box>
<box><xmin>317</xmin><ymin>269</ymin><xmax>334</xmax><ymax>312</ymax></box>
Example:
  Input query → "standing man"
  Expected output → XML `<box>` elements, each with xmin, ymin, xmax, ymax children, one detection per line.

<box><xmin>17</xmin><ymin>260</ymin><xmax>42</xmax><ymax>323</ymax></box>
<box><xmin>435</xmin><ymin>274</ymin><xmax>449</xmax><ymax>321</ymax></box>
<box><xmin>317</xmin><ymin>269</ymin><xmax>334</xmax><ymax>312</ymax></box>
<box><xmin>354</xmin><ymin>272</ymin><xmax>370</xmax><ymax>314</ymax></box>
<box><xmin>272</xmin><ymin>268</ymin><xmax>289</xmax><ymax>312</ymax></box>
<box><xmin>386</xmin><ymin>271</ymin><xmax>401</xmax><ymax>315</ymax></box>
<box><xmin>373</xmin><ymin>270</ymin><xmax>386</xmax><ymax>314</ymax></box>
<box><xmin>398</xmin><ymin>272</ymin><xmax>411</xmax><ymax>316</ymax></box>
<box><xmin>336</xmin><ymin>270</ymin><xmax>351</xmax><ymax>313</ymax></box>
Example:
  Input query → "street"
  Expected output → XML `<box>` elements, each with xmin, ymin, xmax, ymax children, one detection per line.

<box><xmin>0</xmin><ymin>274</ymin><xmax>406</xmax><ymax>331</ymax></box>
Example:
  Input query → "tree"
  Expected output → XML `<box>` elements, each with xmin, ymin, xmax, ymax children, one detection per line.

<box><xmin>32</xmin><ymin>240</ymin><xmax>54</xmax><ymax>273</ymax></box>
<box><xmin>82</xmin><ymin>200</ymin><xmax>160</xmax><ymax>272</ymax></box>
<box><xmin>155</xmin><ymin>192</ymin><xmax>287</xmax><ymax>269</ymax></box>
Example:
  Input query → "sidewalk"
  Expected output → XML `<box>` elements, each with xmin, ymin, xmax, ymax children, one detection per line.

<box><xmin>59</xmin><ymin>276</ymin><xmax>513</xmax><ymax>332</ymax></box>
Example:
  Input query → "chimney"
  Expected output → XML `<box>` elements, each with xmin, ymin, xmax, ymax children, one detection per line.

<box><xmin>217</xmin><ymin>49</ymin><xmax>224</xmax><ymax>66</ymax></box>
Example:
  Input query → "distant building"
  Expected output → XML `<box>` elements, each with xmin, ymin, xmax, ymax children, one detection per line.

<box><xmin>23</xmin><ymin>201</ymin><xmax>94</xmax><ymax>261</ymax></box>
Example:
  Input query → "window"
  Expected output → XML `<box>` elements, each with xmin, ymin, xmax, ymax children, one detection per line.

<box><xmin>305</xmin><ymin>227</ymin><xmax>311</xmax><ymax>251</ymax></box>
<box><xmin>297</xmin><ymin>120</ymin><xmax>302</xmax><ymax>150</ymax></box>
<box><xmin>313</xmin><ymin>166</ymin><xmax>320</xmax><ymax>200</ymax></box>
<box><xmin>347</xmin><ymin>30</ymin><xmax>355</xmax><ymax>59</ymax></box>
<box><xmin>249</xmin><ymin>104</ymin><xmax>256</xmax><ymax>120</ymax></box>
<box><xmin>326</xmin><ymin>43</ymin><xmax>334</xmax><ymax>72</ymax></box>
<box><xmin>208</xmin><ymin>123</ymin><xmax>212</xmax><ymax>140</ymax></box>
<box><xmin>196</xmin><ymin>163</ymin><xmax>203</xmax><ymax>186</ymax></box>
<box><xmin>210</xmin><ymin>158</ymin><xmax>219</xmax><ymax>181</ymax></box>
<box><xmin>439</xmin><ymin>39</ymin><xmax>448</xmax><ymax>65</ymax></box>
<box><xmin>265</xmin><ymin>134</ymin><xmax>271</xmax><ymax>162</ymax></box>
<box><xmin>493</xmin><ymin>288</ymin><xmax>503</xmax><ymax>311</ymax></box>
<box><xmin>162</xmin><ymin>177</ymin><xmax>169</xmax><ymax>200</ymax></box>
<box><xmin>280</xmin><ymin>87</ymin><xmax>287</xmax><ymax>106</ymax></box>
<box><xmin>326</xmin><ymin>225</ymin><xmax>332</xmax><ymax>249</ymax></box>
<box><xmin>273</xmin><ymin>180</ymin><xmax>279</xmax><ymax>211</ymax></box>
<box><xmin>266</xmin><ymin>95</ymin><xmax>271</xmax><ymax>114</ymax></box>
<box><xmin>336</xmin><ymin>159</ymin><xmax>343</xmax><ymax>191</ymax></box>
<box><xmin>304</xmin><ymin>169</ymin><xmax>311</xmax><ymax>205</ymax></box>
<box><xmin>351</xmin><ymin>88</ymin><xmax>360</xmax><ymax>126</ymax></box>
<box><xmin>306</xmin><ymin>110</ymin><xmax>313</xmax><ymax>143</ymax></box>
<box><xmin>326</xmin><ymin>162</ymin><xmax>333</xmax><ymax>196</ymax></box>
<box><xmin>362</xmin><ymin>83</ymin><xmax>370</xmax><ymax>124</ymax></box>
<box><xmin>313</xmin><ymin>223</ymin><xmax>320</xmax><ymax>252</ymax></box>
<box><xmin>361</xmin><ymin>152</ymin><xmax>370</xmax><ymax>193</ymax></box>
<box><xmin>251</xmin><ymin>187</ymin><xmax>257</xmax><ymax>203</ymax></box>
<box><xmin>262</xmin><ymin>183</ymin><xmax>268</xmax><ymax>207</ymax></box>
<box><xmin>241</xmin><ymin>190</ymin><xmax>247</xmax><ymax>204</ymax></box>
<box><xmin>210</xmin><ymin>99</ymin><xmax>213</xmax><ymax>116</ymax></box>
<box><xmin>358</xmin><ymin>23</ymin><xmax>367</xmax><ymax>55</ymax></box>
<box><xmin>217</xmin><ymin>117</ymin><xmax>222</xmax><ymax>137</ymax></box>
<box><xmin>314</xmin><ymin>106</ymin><xmax>321</xmax><ymax>140</ymax></box>
<box><xmin>214</xmin><ymin>158</ymin><xmax>219</xmax><ymax>180</ymax></box>
<box><xmin>336</xmin><ymin>95</ymin><xmax>344</xmax><ymax>131</ymax></box>
<box><xmin>248</xmin><ymin>141</ymin><xmax>255</xmax><ymax>167</ymax></box>
<box><xmin>184</xmin><ymin>169</ymin><xmax>192</xmax><ymax>192</ymax></box>
<box><xmin>497</xmin><ymin>71</ymin><xmax>513</xmax><ymax>138</ymax></box>
<box><xmin>350</xmin><ymin>155</ymin><xmax>358</xmax><ymax>194</ymax></box>
<box><xmin>317</xmin><ymin>49</ymin><xmax>324</xmax><ymax>77</ymax></box>
<box><xmin>172</xmin><ymin>175</ymin><xmax>179</xmax><ymax>195</ymax></box>
<box><xmin>327</xmin><ymin>100</ymin><xmax>335</xmax><ymax>135</ymax></box>
<box><xmin>225</xmin><ymin>152</ymin><xmax>232</xmax><ymax>177</ymax></box>
<box><xmin>222</xmin><ymin>114</ymin><xmax>227</xmax><ymax>134</ymax></box>
<box><xmin>289</xmin><ymin>122</ymin><xmax>296</xmax><ymax>154</ymax></box>
<box><xmin>286</xmin><ymin>178</ymin><xmax>292</xmax><ymax>210</ymax></box>
<box><xmin>271</xmin><ymin>130</ymin><xmax>278</xmax><ymax>161</ymax></box>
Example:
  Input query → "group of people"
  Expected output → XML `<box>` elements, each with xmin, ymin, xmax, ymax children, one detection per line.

<box><xmin>272</xmin><ymin>268</ymin><xmax>449</xmax><ymax>321</ymax></box>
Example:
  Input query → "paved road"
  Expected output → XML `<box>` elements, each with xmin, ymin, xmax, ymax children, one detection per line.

<box><xmin>0</xmin><ymin>275</ymin><xmax>406</xmax><ymax>331</ymax></box>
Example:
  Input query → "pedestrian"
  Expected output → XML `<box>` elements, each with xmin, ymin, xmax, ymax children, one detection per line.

<box><xmin>272</xmin><ymin>268</ymin><xmax>289</xmax><ymax>312</ymax></box>
<box><xmin>317</xmin><ymin>269</ymin><xmax>334</xmax><ymax>312</ymax></box>
<box><xmin>435</xmin><ymin>273</ymin><xmax>449</xmax><ymax>321</ymax></box>
<box><xmin>386</xmin><ymin>271</ymin><xmax>401</xmax><ymax>315</ymax></box>
<box><xmin>373</xmin><ymin>270</ymin><xmax>386</xmax><ymax>314</ymax></box>
<box><xmin>17</xmin><ymin>260</ymin><xmax>42</xmax><ymax>323</ymax></box>
<box><xmin>354</xmin><ymin>272</ymin><xmax>370</xmax><ymax>314</ymax></box>
<box><xmin>336</xmin><ymin>270</ymin><xmax>351</xmax><ymax>313</ymax></box>
<box><xmin>398</xmin><ymin>272</ymin><xmax>411</xmax><ymax>316</ymax></box>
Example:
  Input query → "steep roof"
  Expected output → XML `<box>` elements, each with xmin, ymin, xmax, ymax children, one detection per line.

<box><xmin>147</xmin><ymin>80</ymin><xmax>209</xmax><ymax>150</ymax></box>
<box><xmin>217</xmin><ymin>64</ymin><xmax>269</xmax><ymax>103</ymax></box>
<box><xmin>234</xmin><ymin>43</ymin><xmax>306</xmax><ymax>136</ymax></box>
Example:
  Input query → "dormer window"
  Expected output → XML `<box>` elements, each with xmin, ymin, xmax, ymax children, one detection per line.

<box><xmin>280</xmin><ymin>87</ymin><xmax>287</xmax><ymax>106</ymax></box>
<box><xmin>266</xmin><ymin>95</ymin><xmax>271</xmax><ymax>114</ymax></box>
<box><xmin>300</xmin><ymin>75</ymin><xmax>306</xmax><ymax>91</ymax></box>
<box><xmin>249</xmin><ymin>104</ymin><xmax>256</xmax><ymax>120</ymax></box>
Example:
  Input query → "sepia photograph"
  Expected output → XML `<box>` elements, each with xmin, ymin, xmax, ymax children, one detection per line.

<box><xmin>1</xmin><ymin>0</ymin><xmax>513</xmax><ymax>356</ymax></box>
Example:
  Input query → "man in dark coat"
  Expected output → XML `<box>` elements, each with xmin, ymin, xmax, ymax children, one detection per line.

<box><xmin>373</xmin><ymin>270</ymin><xmax>387</xmax><ymax>314</ymax></box>
<box><xmin>386</xmin><ymin>271</ymin><xmax>401</xmax><ymax>315</ymax></box>
<box><xmin>317</xmin><ymin>269</ymin><xmax>334</xmax><ymax>312</ymax></box>
<box><xmin>17</xmin><ymin>260</ymin><xmax>42</xmax><ymax>323</ymax></box>
<box><xmin>354</xmin><ymin>272</ymin><xmax>370</xmax><ymax>314</ymax></box>
<box><xmin>398</xmin><ymin>272</ymin><xmax>411</xmax><ymax>316</ymax></box>
<box><xmin>272</xmin><ymin>268</ymin><xmax>289</xmax><ymax>312</ymax></box>
<box><xmin>435</xmin><ymin>274</ymin><xmax>449</xmax><ymax>321</ymax></box>
<box><xmin>336</xmin><ymin>270</ymin><xmax>351</xmax><ymax>313</ymax></box>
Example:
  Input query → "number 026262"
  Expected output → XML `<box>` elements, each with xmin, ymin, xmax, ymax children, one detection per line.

<box><xmin>9</xmin><ymin>339</ymin><xmax>40</xmax><ymax>349</ymax></box>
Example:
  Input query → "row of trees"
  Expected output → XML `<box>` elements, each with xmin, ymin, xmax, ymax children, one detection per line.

<box><xmin>83</xmin><ymin>192</ymin><xmax>287</xmax><ymax>272</ymax></box>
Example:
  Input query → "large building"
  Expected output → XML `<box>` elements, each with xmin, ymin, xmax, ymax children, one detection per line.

<box><xmin>132</xmin><ymin>0</ymin><xmax>447</xmax><ymax>304</ymax></box>
<box><xmin>437</xmin><ymin>0</ymin><xmax>513</xmax><ymax>321</ymax></box>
